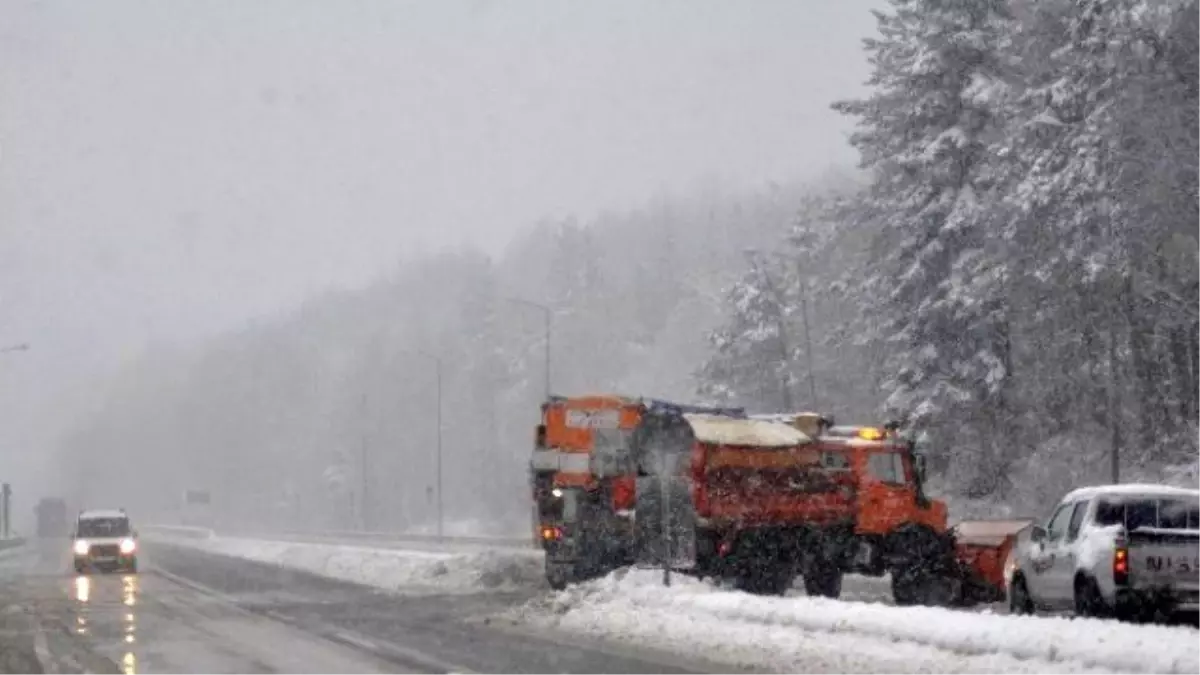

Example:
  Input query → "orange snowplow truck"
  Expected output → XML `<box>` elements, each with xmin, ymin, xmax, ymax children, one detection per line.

<box><xmin>759</xmin><ymin>412</ymin><xmax>1032</xmax><ymax>606</ymax></box>
<box><xmin>631</xmin><ymin>409</ymin><xmax>859</xmax><ymax>596</ymax></box>
<box><xmin>530</xmin><ymin>395</ymin><xmax>745</xmax><ymax>589</ymax></box>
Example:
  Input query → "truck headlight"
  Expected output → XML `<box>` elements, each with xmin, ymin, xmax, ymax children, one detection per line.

<box><xmin>73</xmin><ymin>540</ymin><xmax>90</xmax><ymax>556</ymax></box>
<box><xmin>119</xmin><ymin>538</ymin><xmax>136</xmax><ymax>554</ymax></box>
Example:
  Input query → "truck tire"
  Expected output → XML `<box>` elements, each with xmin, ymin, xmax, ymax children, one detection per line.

<box><xmin>1008</xmin><ymin>574</ymin><xmax>1034</xmax><ymax>614</ymax></box>
<box><xmin>802</xmin><ymin>562</ymin><xmax>843</xmax><ymax>599</ymax></box>
<box><xmin>1073</xmin><ymin>575</ymin><xmax>1108</xmax><ymax>618</ymax></box>
<box><xmin>889</xmin><ymin>525</ymin><xmax>960</xmax><ymax>607</ymax></box>
<box><xmin>736</xmin><ymin>567</ymin><xmax>793</xmax><ymax>596</ymax></box>
<box><xmin>891</xmin><ymin>567</ymin><xmax>957</xmax><ymax>606</ymax></box>
<box><xmin>545</xmin><ymin>561</ymin><xmax>574</xmax><ymax>591</ymax></box>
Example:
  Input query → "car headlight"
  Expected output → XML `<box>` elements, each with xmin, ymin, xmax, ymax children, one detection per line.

<box><xmin>73</xmin><ymin>540</ymin><xmax>90</xmax><ymax>556</ymax></box>
<box><xmin>119</xmin><ymin>538</ymin><xmax>136</xmax><ymax>554</ymax></box>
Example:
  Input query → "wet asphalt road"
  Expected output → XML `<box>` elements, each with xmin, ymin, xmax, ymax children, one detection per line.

<box><xmin>0</xmin><ymin>539</ymin><xmax>733</xmax><ymax>674</ymax></box>
<box><xmin>0</xmin><ymin>541</ymin><xmax>395</xmax><ymax>673</ymax></box>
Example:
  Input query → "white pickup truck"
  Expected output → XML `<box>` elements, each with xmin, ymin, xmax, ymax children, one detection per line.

<box><xmin>1007</xmin><ymin>483</ymin><xmax>1199</xmax><ymax>621</ymax></box>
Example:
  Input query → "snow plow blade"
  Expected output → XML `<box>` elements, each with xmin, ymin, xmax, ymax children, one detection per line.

<box><xmin>950</xmin><ymin>519</ymin><xmax>1034</xmax><ymax>605</ymax></box>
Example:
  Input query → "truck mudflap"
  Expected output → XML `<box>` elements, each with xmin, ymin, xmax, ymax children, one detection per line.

<box><xmin>950</xmin><ymin>519</ymin><xmax>1033</xmax><ymax>605</ymax></box>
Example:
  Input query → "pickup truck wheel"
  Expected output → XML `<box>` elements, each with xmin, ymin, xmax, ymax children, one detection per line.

<box><xmin>1009</xmin><ymin>575</ymin><xmax>1034</xmax><ymax>615</ymax></box>
<box><xmin>1073</xmin><ymin>576</ymin><xmax>1108</xmax><ymax>619</ymax></box>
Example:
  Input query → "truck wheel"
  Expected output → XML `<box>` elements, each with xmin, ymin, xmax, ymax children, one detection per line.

<box><xmin>736</xmin><ymin>568</ymin><xmax>793</xmax><ymax>596</ymax></box>
<box><xmin>1009</xmin><ymin>575</ymin><xmax>1034</xmax><ymax>615</ymax></box>
<box><xmin>892</xmin><ymin>568</ymin><xmax>957</xmax><ymax>606</ymax></box>
<box><xmin>803</xmin><ymin>563</ymin><xmax>843</xmax><ymax>599</ymax></box>
<box><xmin>545</xmin><ymin>561</ymin><xmax>574</xmax><ymax>591</ymax></box>
<box><xmin>1080</xmin><ymin>571</ymin><xmax>1104</xmax><ymax>614</ymax></box>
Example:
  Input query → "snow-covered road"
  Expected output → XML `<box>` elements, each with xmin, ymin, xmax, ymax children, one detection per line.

<box><xmin>151</xmin><ymin>531</ymin><xmax>1199</xmax><ymax>674</ymax></box>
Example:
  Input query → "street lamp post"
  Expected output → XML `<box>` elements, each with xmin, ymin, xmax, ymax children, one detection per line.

<box><xmin>414</xmin><ymin>350</ymin><xmax>444</xmax><ymax>538</ymax></box>
<box><xmin>503</xmin><ymin>298</ymin><xmax>551</xmax><ymax>400</ymax></box>
<box><xmin>0</xmin><ymin>343</ymin><xmax>28</xmax><ymax>539</ymax></box>
<box><xmin>360</xmin><ymin>391</ymin><xmax>369</xmax><ymax>531</ymax></box>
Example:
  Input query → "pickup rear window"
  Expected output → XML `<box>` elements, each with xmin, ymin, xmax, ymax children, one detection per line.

<box><xmin>1094</xmin><ymin>497</ymin><xmax>1200</xmax><ymax>530</ymax></box>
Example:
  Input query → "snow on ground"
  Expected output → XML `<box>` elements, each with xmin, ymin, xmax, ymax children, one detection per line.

<box><xmin>155</xmin><ymin>534</ymin><xmax>544</xmax><ymax>594</ymax></box>
<box><xmin>402</xmin><ymin>518</ymin><xmax>529</xmax><ymax>539</ymax></box>
<box><xmin>507</xmin><ymin>568</ymin><xmax>1199</xmax><ymax>675</ymax></box>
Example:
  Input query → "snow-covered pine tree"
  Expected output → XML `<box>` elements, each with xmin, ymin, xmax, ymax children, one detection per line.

<box><xmin>1000</xmin><ymin>0</ymin><xmax>1197</xmax><ymax>482</ymax></box>
<box><xmin>696</xmin><ymin>251</ymin><xmax>799</xmax><ymax>412</ymax></box>
<box><xmin>833</xmin><ymin>0</ymin><xmax>1016</xmax><ymax>496</ymax></box>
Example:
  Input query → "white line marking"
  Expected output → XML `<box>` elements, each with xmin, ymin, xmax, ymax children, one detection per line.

<box><xmin>333</xmin><ymin>631</ymin><xmax>378</xmax><ymax>651</ymax></box>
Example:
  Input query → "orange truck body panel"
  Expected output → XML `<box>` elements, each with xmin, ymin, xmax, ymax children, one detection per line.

<box><xmin>541</xmin><ymin>395</ymin><xmax>641</xmax><ymax>494</ymax></box>
<box><xmin>696</xmin><ymin>440</ymin><xmax>855</xmax><ymax>527</ymax></box>
<box><xmin>952</xmin><ymin>519</ymin><xmax>1033</xmax><ymax>591</ymax></box>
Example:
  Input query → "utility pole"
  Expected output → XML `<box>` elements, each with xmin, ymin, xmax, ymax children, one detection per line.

<box><xmin>0</xmin><ymin>345</ymin><xmax>27</xmax><ymax>541</ymax></box>
<box><xmin>1</xmin><ymin>483</ymin><xmax>10</xmax><ymax>540</ymax></box>
<box><xmin>360</xmin><ymin>391</ymin><xmax>369</xmax><ymax>531</ymax></box>
<box><xmin>660</xmin><ymin>453</ymin><xmax>671</xmax><ymax>587</ymax></box>
<box><xmin>415</xmin><ymin>350</ymin><xmax>444</xmax><ymax>538</ymax></box>
<box><xmin>435</xmin><ymin>356</ymin><xmax>443</xmax><ymax>538</ymax></box>
<box><xmin>542</xmin><ymin>307</ymin><xmax>551</xmax><ymax>401</ymax></box>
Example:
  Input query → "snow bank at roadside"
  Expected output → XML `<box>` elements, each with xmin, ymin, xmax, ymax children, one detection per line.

<box><xmin>508</xmin><ymin>568</ymin><xmax>1197</xmax><ymax>674</ymax></box>
<box><xmin>158</xmin><ymin>534</ymin><xmax>544</xmax><ymax>594</ymax></box>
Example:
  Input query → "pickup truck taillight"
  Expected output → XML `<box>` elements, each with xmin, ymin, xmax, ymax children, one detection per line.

<box><xmin>1113</xmin><ymin>545</ymin><xmax>1129</xmax><ymax>586</ymax></box>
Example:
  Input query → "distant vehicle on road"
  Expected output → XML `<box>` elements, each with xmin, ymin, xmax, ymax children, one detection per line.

<box><xmin>35</xmin><ymin>497</ymin><xmax>69</xmax><ymax>537</ymax></box>
<box><xmin>1008</xmin><ymin>483</ymin><xmax>1199</xmax><ymax>622</ymax></box>
<box><xmin>72</xmin><ymin>508</ymin><xmax>138</xmax><ymax>574</ymax></box>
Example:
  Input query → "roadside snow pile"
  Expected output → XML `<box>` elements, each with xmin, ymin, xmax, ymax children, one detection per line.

<box><xmin>159</xmin><ymin>535</ymin><xmax>544</xmax><ymax>594</ymax></box>
<box><xmin>403</xmin><ymin>518</ymin><xmax>528</xmax><ymax>539</ymax></box>
<box><xmin>509</xmin><ymin>568</ymin><xmax>1198</xmax><ymax>674</ymax></box>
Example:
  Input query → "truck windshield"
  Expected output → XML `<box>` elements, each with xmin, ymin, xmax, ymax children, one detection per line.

<box><xmin>77</xmin><ymin>517</ymin><xmax>131</xmax><ymax>537</ymax></box>
<box><xmin>1094</xmin><ymin>497</ymin><xmax>1200</xmax><ymax>530</ymax></box>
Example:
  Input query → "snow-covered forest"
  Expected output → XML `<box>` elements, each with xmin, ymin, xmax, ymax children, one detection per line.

<box><xmin>54</xmin><ymin>0</ymin><xmax>1197</xmax><ymax>531</ymax></box>
<box><xmin>53</xmin><ymin>173</ymin><xmax>854</xmax><ymax>533</ymax></box>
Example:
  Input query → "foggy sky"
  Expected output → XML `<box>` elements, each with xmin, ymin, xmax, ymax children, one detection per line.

<box><xmin>0</xmin><ymin>0</ymin><xmax>879</xmax><ymax>494</ymax></box>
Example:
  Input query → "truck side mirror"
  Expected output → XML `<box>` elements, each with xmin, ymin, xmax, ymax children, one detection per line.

<box><xmin>1030</xmin><ymin>525</ymin><xmax>1046</xmax><ymax>542</ymax></box>
<box><xmin>914</xmin><ymin>454</ymin><xmax>927</xmax><ymax>483</ymax></box>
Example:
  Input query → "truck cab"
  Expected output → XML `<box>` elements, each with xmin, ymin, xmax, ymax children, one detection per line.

<box><xmin>72</xmin><ymin>509</ymin><xmax>138</xmax><ymax>574</ymax></box>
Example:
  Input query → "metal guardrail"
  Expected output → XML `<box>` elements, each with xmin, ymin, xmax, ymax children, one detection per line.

<box><xmin>141</xmin><ymin>524</ymin><xmax>216</xmax><ymax>540</ymax></box>
<box><xmin>143</xmin><ymin>524</ymin><xmax>535</xmax><ymax>550</ymax></box>
<box><xmin>262</xmin><ymin>529</ymin><xmax>535</xmax><ymax>549</ymax></box>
